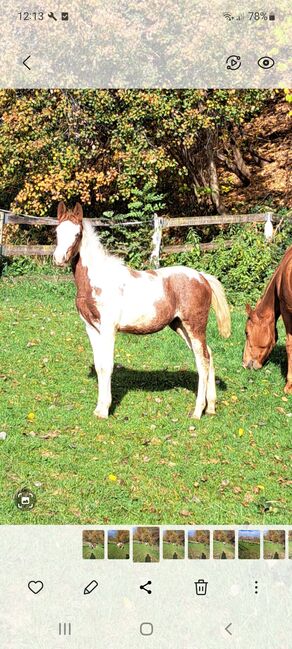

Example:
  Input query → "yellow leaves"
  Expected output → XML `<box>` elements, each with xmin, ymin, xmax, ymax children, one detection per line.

<box><xmin>107</xmin><ymin>473</ymin><xmax>117</xmax><ymax>482</ymax></box>
<box><xmin>27</xmin><ymin>412</ymin><xmax>35</xmax><ymax>421</ymax></box>
<box><xmin>238</xmin><ymin>428</ymin><xmax>245</xmax><ymax>437</ymax></box>
<box><xmin>253</xmin><ymin>484</ymin><xmax>265</xmax><ymax>494</ymax></box>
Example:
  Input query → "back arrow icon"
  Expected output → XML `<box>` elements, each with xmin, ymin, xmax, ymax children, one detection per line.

<box><xmin>225</xmin><ymin>623</ymin><xmax>232</xmax><ymax>636</ymax></box>
<box><xmin>23</xmin><ymin>56</ymin><xmax>31</xmax><ymax>70</ymax></box>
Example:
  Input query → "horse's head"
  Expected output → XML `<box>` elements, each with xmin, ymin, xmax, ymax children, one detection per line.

<box><xmin>243</xmin><ymin>303</ymin><xmax>277</xmax><ymax>370</ymax></box>
<box><xmin>53</xmin><ymin>202</ymin><xmax>83</xmax><ymax>266</ymax></box>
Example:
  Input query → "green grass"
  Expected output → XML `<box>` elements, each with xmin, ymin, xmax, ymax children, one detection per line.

<box><xmin>213</xmin><ymin>541</ymin><xmax>235</xmax><ymax>559</ymax></box>
<box><xmin>163</xmin><ymin>542</ymin><xmax>184</xmax><ymax>559</ymax></box>
<box><xmin>263</xmin><ymin>540</ymin><xmax>285</xmax><ymax>559</ymax></box>
<box><xmin>82</xmin><ymin>543</ymin><xmax>104</xmax><ymax>559</ymax></box>
<box><xmin>133</xmin><ymin>541</ymin><xmax>160</xmax><ymax>562</ymax></box>
<box><xmin>0</xmin><ymin>276</ymin><xmax>291</xmax><ymax>525</ymax></box>
<box><xmin>108</xmin><ymin>542</ymin><xmax>130</xmax><ymax>559</ymax></box>
<box><xmin>238</xmin><ymin>540</ymin><xmax>260</xmax><ymax>559</ymax></box>
<box><xmin>188</xmin><ymin>541</ymin><xmax>210</xmax><ymax>559</ymax></box>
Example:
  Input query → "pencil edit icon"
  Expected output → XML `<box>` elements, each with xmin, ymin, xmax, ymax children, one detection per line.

<box><xmin>84</xmin><ymin>580</ymin><xmax>98</xmax><ymax>595</ymax></box>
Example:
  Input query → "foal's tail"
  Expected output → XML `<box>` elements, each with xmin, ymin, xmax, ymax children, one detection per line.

<box><xmin>201</xmin><ymin>272</ymin><xmax>231</xmax><ymax>339</ymax></box>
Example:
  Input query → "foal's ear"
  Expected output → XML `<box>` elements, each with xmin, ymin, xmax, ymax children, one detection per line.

<box><xmin>73</xmin><ymin>202</ymin><xmax>83</xmax><ymax>223</ymax></box>
<box><xmin>57</xmin><ymin>201</ymin><xmax>66</xmax><ymax>221</ymax></box>
<box><xmin>245</xmin><ymin>303</ymin><xmax>253</xmax><ymax>317</ymax></box>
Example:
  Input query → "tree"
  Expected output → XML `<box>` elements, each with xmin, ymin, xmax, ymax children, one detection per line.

<box><xmin>0</xmin><ymin>88</ymin><xmax>274</xmax><ymax>220</ymax></box>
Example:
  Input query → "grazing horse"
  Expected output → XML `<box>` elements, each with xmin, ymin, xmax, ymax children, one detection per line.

<box><xmin>53</xmin><ymin>202</ymin><xmax>231</xmax><ymax>419</ymax></box>
<box><xmin>243</xmin><ymin>245</ymin><xmax>292</xmax><ymax>394</ymax></box>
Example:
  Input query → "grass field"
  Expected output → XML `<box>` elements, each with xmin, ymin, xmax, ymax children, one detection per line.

<box><xmin>108</xmin><ymin>542</ymin><xmax>130</xmax><ymax>559</ymax></box>
<box><xmin>163</xmin><ymin>542</ymin><xmax>184</xmax><ymax>559</ymax></box>
<box><xmin>0</xmin><ymin>276</ymin><xmax>291</xmax><ymax>525</ymax></box>
<box><xmin>213</xmin><ymin>541</ymin><xmax>235</xmax><ymax>559</ymax></box>
<box><xmin>238</xmin><ymin>540</ymin><xmax>260</xmax><ymax>559</ymax></box>
<box><xmin>82</xmin><ymin>543</ymin><xmax>104</xmax><ymax>559</ymax></box>
<box><xmin>188</xmin><ymin>541</ymin><xmax>210</xmax><ymax>559</ymax></box>
<box><xmin>263</xmin><ymin>540</ymin><xmax>285</xmax><ymax>559</ymax></box>
<box><xmin>133</xmin><ymin>541</ymin><xmax>159</xmax><ymax>562</ymax></box>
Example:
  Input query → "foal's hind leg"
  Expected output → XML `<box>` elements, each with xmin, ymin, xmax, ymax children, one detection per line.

<box><xmin>205</xmin><ymin>345</ymin><xmax>216</xmax><ymax>415</ymax></box>
<box><xmin>190</xmin><ymin>336</ymin><xmax>210</xmax><ymax>419</ymax></box>
<box><xmin>170</xmin><ymin>319</ymin><xmax>211</xmax><ymax>418</ymax></box>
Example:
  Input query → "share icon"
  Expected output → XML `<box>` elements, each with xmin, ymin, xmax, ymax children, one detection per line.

<box><xmin>140</xmin><ymin>580</ymin><xmax>152</xmax><ymax>594</ymax></box>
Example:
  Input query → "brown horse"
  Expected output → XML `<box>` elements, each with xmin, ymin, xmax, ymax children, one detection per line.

<box><xmin>53</xmin><ymin>202</ymin><xmax>231</xmax><ymax>419</ymax></box>
<box><xmin>243</xmin><ymin>245</ymin><xmax>292</xmax><ymax>394</ymax></box>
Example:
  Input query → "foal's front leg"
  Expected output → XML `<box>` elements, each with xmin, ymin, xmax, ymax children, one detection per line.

<box><xmin>86</xmin><ymin>324</ymin><xmax>116</xmax><ymax>418</ymax></box>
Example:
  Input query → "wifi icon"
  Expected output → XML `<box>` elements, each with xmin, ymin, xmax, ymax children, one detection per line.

<box><xmin>223</xmin><ymin>12</ymin><xmax>234</xmax><ymax>20</ymax></box>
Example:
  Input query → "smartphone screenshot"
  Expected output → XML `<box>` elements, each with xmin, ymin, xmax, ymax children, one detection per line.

<box><xmin>0</xmin><ymin>1</ymin><xmax>291</xmax><ymax>647</ymax></box>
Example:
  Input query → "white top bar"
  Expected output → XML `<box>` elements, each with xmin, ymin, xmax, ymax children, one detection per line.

<box><xmin>0</xmin><ymin>0</ymin><xmax>291</xmax><ymax>88</ymax></box>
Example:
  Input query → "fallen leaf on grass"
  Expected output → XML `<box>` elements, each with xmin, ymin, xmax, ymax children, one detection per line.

<box><xmin>27</xmin><ymin>412</ymin><xmax>35</xmax><ymax>422</ymax></box>
<box><xmin>39</xmin><ymin>430</ymin><xmax>60</xmax><ymax>439</ymax></box>
<box><xmin>108</xmin><ymin>474</ymin><xmax>118</xmax><ymax>482</ymax></box>
<box><xmin>242</xmin><ymin>492</ymin><xmax>254</xmax><ymax>507</ymax></box>
<box><xmin>180</xmin><ymin>509</ymin><xmax>191</xmax><ymax>517</ymax></box>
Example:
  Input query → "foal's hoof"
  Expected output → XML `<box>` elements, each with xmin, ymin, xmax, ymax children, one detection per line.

<box><xmin>284</xmin><ymin>382</ymin><xmax>292</xmax><ymax>395</ymax></box>
<box><xmin>190</xmin><ymin>411</ymin><xmax>202</xmax><ymax>420</ymax></box>
<box><xmin>206</xmin><ymin>407</ymin><xmax>216</xmax><ymax>416</ymax></box>
<box><xmin>93</xmin><ymin>407</ymin><xmax>109</xmax><ymax>419</ymax></box>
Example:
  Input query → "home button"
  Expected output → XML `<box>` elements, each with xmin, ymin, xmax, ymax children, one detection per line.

<box><xmin>140</xmin><ymin>622</ymin><xmax>153</xmax><ymax>636</ymax></box>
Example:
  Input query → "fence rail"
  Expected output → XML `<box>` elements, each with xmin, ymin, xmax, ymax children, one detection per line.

<box><xmin>0</xmin><ymin>208</ymin><xmax>283</xmax><ymax>263</ymax></box>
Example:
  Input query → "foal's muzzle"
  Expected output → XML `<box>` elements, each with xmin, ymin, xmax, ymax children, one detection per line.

<box><xmin>53</xmin><ymin>253</ymin><xmax>67</xmax><ymax>267</ymax></box>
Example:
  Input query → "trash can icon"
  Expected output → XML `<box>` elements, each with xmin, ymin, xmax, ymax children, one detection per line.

<box><xmin>194</xmin><ymin>579</ymin><xmax>208</xmax><ymax>596</ymax></box>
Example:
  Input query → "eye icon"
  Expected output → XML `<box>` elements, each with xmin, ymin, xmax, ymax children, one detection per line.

<box><xmin>258</xmin><ymin>56</ymin><xmax>275</xmax><ymax>69</ymax></box>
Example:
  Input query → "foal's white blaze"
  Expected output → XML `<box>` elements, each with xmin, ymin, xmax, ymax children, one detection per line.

<box><xmin>53</xmin><ymin>221</ymin><xmax>80</xmax><ymax>265</ymax></box>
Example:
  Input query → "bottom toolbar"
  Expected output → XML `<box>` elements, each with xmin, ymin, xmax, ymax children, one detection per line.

<box><xmin>0</xmin><ymin>526</ymin><xmax>291</xmax><ymax>648</ymax></box>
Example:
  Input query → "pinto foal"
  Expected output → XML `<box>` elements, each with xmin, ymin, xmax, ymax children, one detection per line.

<box><xmin>53</xmin><ymin>202</ymin><xmax>231</xmax><ymax>419</ymax></box>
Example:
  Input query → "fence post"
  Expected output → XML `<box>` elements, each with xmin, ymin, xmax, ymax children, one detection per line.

<box><xmin>150</xmin><ymin>213</ymin><xmax>163</xmax><ymax>268</ymax></box>
<box><xmin>264</xmin><ymin>212</ymin><xmax>273</xmax><ymax>242</ymax></box>
<box><xmin>0</xmin><ymin>210</ymin><xmax>4</xmax><ymax>258</ymax></box>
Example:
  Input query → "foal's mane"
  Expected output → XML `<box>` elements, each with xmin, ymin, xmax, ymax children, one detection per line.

<box><xmin>81</xmin><ymin>219</ymin><xmax>125</xmax><ymax>269</ymax></box>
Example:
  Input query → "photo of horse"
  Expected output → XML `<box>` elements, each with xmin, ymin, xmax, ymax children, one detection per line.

<box><xmin>54</xmin><ymin>202</ymin><xmax>230</xmax><ymax>420</ymax></box>
<box><xmin>0</xmin><ymin>88</ymin><xmax>291</xmax><ymax>526</ymax></box>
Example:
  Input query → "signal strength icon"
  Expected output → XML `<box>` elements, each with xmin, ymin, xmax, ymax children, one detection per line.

<box><xmin>223</xmin><ymin>12</ymin><xmax>234</xmax><ymax>21</ymax></box>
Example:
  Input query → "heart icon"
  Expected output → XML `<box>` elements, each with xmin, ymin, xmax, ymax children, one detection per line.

<box><xmin>28</xmin><ymin>580</ymin><xmax>44</xmax><ymax>594</ymax></box>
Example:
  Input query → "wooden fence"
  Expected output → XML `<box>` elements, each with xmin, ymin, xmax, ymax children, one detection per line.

<box><xmin>0</xmin><ymin>209</ymin><xmax>279</xmax><ymax>265</ymax></box>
